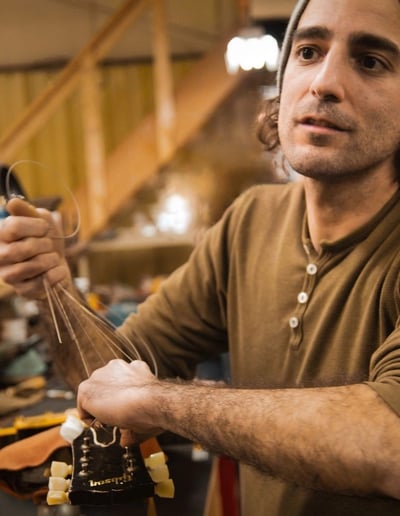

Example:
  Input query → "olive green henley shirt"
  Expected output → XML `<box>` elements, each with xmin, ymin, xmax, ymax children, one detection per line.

<box><xmin>122</xmin><ymin>181</ymin><xmax>400</xmax><ymax>515</ymax></box>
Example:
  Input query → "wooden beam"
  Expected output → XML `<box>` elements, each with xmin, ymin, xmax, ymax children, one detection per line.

<box><xmin>151</xmin><ymin>0</ymin><xmax>176</xmax><ymax>163</ymax></box>
<box><xmin>68</xmin><ymin>33</ymin><xmax>245</xmax><ymax>240</ymax></box>
<box><xmin>0</xmin><ymin>0</ymin><xmax>149</xmax><ymax>163</ymax></box>
<box><xmin>80</xmin><ymin>57</ymin><xmax>108</xmax><ymax>229</ymax></box>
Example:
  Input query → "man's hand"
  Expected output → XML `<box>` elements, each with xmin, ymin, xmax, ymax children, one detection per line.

<box><xmin>77</xmin><ymin>359</ymin><xmax>164</xmax><ymax>446</ymax></box>
<box><xmin>0</xmin><ymin>197</ymin><xmax>70</xmax><ymax>299</ymax></box>
<box><xmin>78</xmin><ymin>365</ymin><xmax>400</xmax><ymax>499</ymax></box>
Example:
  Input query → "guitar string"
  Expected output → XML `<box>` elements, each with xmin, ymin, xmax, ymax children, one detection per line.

<box><xmin>44</xmin><ymin>280</ymin><xmax>159</xmax><ymax>377</ymax></box>
<box><xmin>5</xmin><ymin>160</ymin><xmax>81</xmax><ymax>240</ymax></box>
<box><xmin>7</xmin><ymin>160</ymin><xmax>170</xmax><ymax>515</ymax></box>
<box><xmin>44</xmin><ymin>281</ymin><xmax>159</xmax><ymax>436</ymax></box>
<box><xmin>5</xmin><ymin>160</ymin><xmax>159</xmax><ymax>379</ymax></box>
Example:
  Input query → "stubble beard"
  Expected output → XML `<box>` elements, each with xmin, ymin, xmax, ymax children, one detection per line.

<box><xmin>283</xmin><ymin>134</ymin><xmax>399</xmax><ymax>184</ymax></box>
<box><xmin>278</xmin><ymin>98</ymin><xmax>400</xmax><ymax>183</ymax></box>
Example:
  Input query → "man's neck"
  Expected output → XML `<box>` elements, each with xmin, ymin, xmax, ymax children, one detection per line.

<box><xmin>303</xmin><ymin>174</ymin><xmax>399</xmax><ymax>253</ymax></box>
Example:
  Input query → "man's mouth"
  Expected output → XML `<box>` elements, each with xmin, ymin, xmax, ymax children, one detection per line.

<box><xmin>298</xmin><ymin>113</ymin><xmax>353</xmax><ymax>132</ymax></box>
<box><xmin>301</xmin><ymin>117</ymin><xmax>344</xmax><ymax>131</ymax></box>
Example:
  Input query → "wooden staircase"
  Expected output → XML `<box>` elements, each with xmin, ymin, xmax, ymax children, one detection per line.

<box><xmin>0</xmin><ymin>0</ymin><xmax>245</xmax><ymax>241</ymax></box>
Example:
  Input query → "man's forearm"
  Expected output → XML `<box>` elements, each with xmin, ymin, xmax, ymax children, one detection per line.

<box><xmin>152</xmin><ymin>381</ymin><xmax>400</xmax><ymax>499</ymax></box>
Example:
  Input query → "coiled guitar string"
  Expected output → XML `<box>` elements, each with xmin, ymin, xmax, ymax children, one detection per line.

<box><xmin>5</xmin><ymin>161</ymin><xmax>159</xmax><ymax>381</ymax></box>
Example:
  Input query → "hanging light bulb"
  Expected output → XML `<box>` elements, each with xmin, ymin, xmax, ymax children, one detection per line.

<box><xmin>225</xmin><ymin>27</ymin><xmax>280</xmax><ymax>74</ymax></box>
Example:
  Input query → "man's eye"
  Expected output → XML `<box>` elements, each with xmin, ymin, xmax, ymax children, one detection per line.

<box><xmin>298</xmin><ymin>47</ymin><xmax>317</xmax><ymax>60</ymax></box>
<box><xmin>359</xmin><ymin>55</ymin><xmax>386</xmax><ymax>71</ymax></box>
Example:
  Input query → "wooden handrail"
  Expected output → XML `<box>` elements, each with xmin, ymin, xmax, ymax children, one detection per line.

<box><xmin>0</xmin><ymin>0</ymin><xmax>148</xmax><ymax>162</ymax></box>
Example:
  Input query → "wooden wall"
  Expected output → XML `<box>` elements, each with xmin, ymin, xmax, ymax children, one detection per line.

<box><xmin>0</xmin><ymin>57</ymin><xmax>196</xmax><ymax>201</ymax></box>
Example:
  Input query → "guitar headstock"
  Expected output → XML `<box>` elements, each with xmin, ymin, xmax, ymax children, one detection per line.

<box><xmin>47</xmin><ymin>415</ymin><xmax>174</xmax><ymax>506</ymax></box>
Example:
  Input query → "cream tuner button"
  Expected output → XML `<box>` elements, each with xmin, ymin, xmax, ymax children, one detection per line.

<box><xmin>60</xmin><ymin>414</ymin><xmax>85</xmax><ymax>443</ymax></box>
<box><xmin>50</xmin><ymin>460</ymin><xmax>73</xmax><ymax>478</ymax></box>
<box><xmin>46</xmin><ymin>490</ymin><xmax>70</xmax><ymax>506</ymax></box>
<box><xmin>144</xmin><ymin>451</ymin><xmax>166</xmax><ymax>469</ymax></box>
<box><xmin>155</xmin><ymin>478</ymin><xmax>175</xmax><ymax>498</ymax></box>
<box><xmin>48</xmin><ymin>477</ymin><xmax>70</xmax><ymax>491</ymax></box>
<box><xmin>148</xmin><ymin>464</ymin><xmax>170</xmax><ymax>483</ymax></box>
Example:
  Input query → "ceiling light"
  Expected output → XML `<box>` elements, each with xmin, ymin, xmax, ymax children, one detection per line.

<box><xmin>225</xmin><ymin>27</ymin><xmax>280</xmax><ymax>74</ymax></box>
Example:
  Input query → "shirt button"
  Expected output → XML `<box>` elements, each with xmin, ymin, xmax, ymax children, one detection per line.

<box><xmin>289</xmin><ymin>317</ymin><xmax>299</xmax><ymax>329</ymax></box>
<box><xmin>306</xmin><ymin>263</ymin><xmax>318</xmax><ymax>275</ymax></box>
<box><xmin>297</xmin><ymin>292</ymin><xmax>309</xmax><ymax>304</ymax></box>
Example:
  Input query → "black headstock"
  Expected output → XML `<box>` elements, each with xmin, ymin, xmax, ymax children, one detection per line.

<box><xmin>47</xmin><ymin>416</ymin><xmax>174</xmax><ymax>506</ymax></box>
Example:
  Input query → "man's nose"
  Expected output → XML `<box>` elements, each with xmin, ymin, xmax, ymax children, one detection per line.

<box><xmin>309</xmin><ymin>50</ymin><xmax>346</xmax><ymax>102</ymax></box>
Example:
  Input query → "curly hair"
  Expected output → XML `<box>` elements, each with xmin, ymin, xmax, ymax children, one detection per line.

<box><xmin>256</xmin><ymin>96</ymin><xmax>281</xmax><ymax>152</ymax></box>
<box><xmin>255</xmin><ymin>0</ymin><xmax>309</xmax><ymax>153</ymax></box>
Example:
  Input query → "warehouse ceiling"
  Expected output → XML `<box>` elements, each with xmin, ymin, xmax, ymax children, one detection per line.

<box><xmin>0</xmin><ymin>0</ymin><xmax>296</xmax><ymax>69</ymax></box>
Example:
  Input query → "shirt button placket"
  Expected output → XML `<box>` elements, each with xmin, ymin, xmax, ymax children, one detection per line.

<box><xmin>289</xmin><ymin>262</ymin><xmax>318</xmax><ymax>347</ymax></box>
<box><xmin>306</xmin><ymin>263</ymin><xmax>318</xmax><ymax>276</ymax></box>
<box><xmin>297</xmin><ymin>292</ymin><xmax>309</xmax><ymax>304</ymax></box>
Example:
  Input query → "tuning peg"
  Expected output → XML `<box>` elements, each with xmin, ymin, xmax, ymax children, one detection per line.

<box><xmin>145</xmin><ymin>451</ymin><xmax>169</xmax><ymax>481</ymax></box>
<box><xmin>148</xmin><ymin>463</ymin><xmax>170</xmax><ymax>483</ymax></box>
<box><xmin>60</xmin><ymin>414</ymin><xmax>85</xmax><ymax>443</ymax></box>
<box><xmin>144</xmin><ymin>451</ymin><xmax>166</xmax><ymax>469</ymax></box>
<box><xmin>47</xmin><ymin>461</ymin><xmax>73</xmax><ymax>505</ymax></box>
<box><xmin>48</xmin><ymin>476</ymin><xmax>70</xmax><ymax>491</ymax></box>
<box><xmin>154</xmin><ymin>478</ymin><xmax>175</xmax><ymax>498</ymax></box>
<box><xmin>46</xmin><ymin>490</ymin><xmax>69</xmax><ymax>506</ymax></box>
<box><xmin>144</xmin><ymin>451</ymin><xmax>175</xmax><ymax>497</ymax></box>
<box><xmin>50</xmin><ymin>460</ymin><xmax>73</xmax><ymax>478</ymax></box>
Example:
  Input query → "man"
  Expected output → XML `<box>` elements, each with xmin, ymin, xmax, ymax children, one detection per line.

<box><xmin>1</xmin><ymin>0</ymin><xmax>400</xmax><ymax>514</ymax></box>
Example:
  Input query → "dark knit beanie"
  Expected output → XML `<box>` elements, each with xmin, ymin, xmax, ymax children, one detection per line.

<box><xmin>277</xmin><ymin>0</ymin><xmax>311</xmax><ymax>92</ymax></box>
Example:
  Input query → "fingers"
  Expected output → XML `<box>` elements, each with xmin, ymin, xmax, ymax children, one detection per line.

<box><xmin>0</xmin><ymin>198</ymin><xmax>68</xmax><ymax>298</ymax></box>
<box><xmin>0</xmin><ymin>214</ymin><xmax>50</xmax><ymax>243</ymax></box>
<box><xmin>76</xmin><ymin>360</ymin><xmax>160</xmax><ymax>437</ymax></box>
<box><xmin>0</xmin><ymin>243</ymin><xmax>67</xmax><ymax>289</ymax></box>
<box><xmin>128</xmin><ymin>359</ymin><xmax>155</xmax><ymax>378</ymax></box>
<box><xmin>6</xmin><ymin>198</ymin><xmax>62</xmax><ymax>239</ymax></box>
<box><xmin>0</xmin><ymin>198</ymin><xmax>60</xmax><ymax>245</ymax></box>
<box><xmin>9</xmin><ymin>265</ymin><xmax>69</xmax><ymax>298</ymax></box>
<box><xmin>120</xmin><ymin>428</ymin><xmax>137</xmax><ymax>447</ymax></box>
<box><xmin>6</xmin><ymin>197</ymin><xmax>41</xmax><ymax>218</ymax></box>
<box><xmin>77</xmin><ymin>406</ymin><xmax>95</xmax><ymax>428</ymax></box>
<box><xmin>0</xmin><ymin>235</ymin><xmax>55</xmax><ymax>264</ymax></box>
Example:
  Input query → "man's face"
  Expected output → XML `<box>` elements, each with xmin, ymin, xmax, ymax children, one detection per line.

<box><xmin>278</xmin><ymin>0</ymin><xmax>400</xmax><ymax>181</ymax></box>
